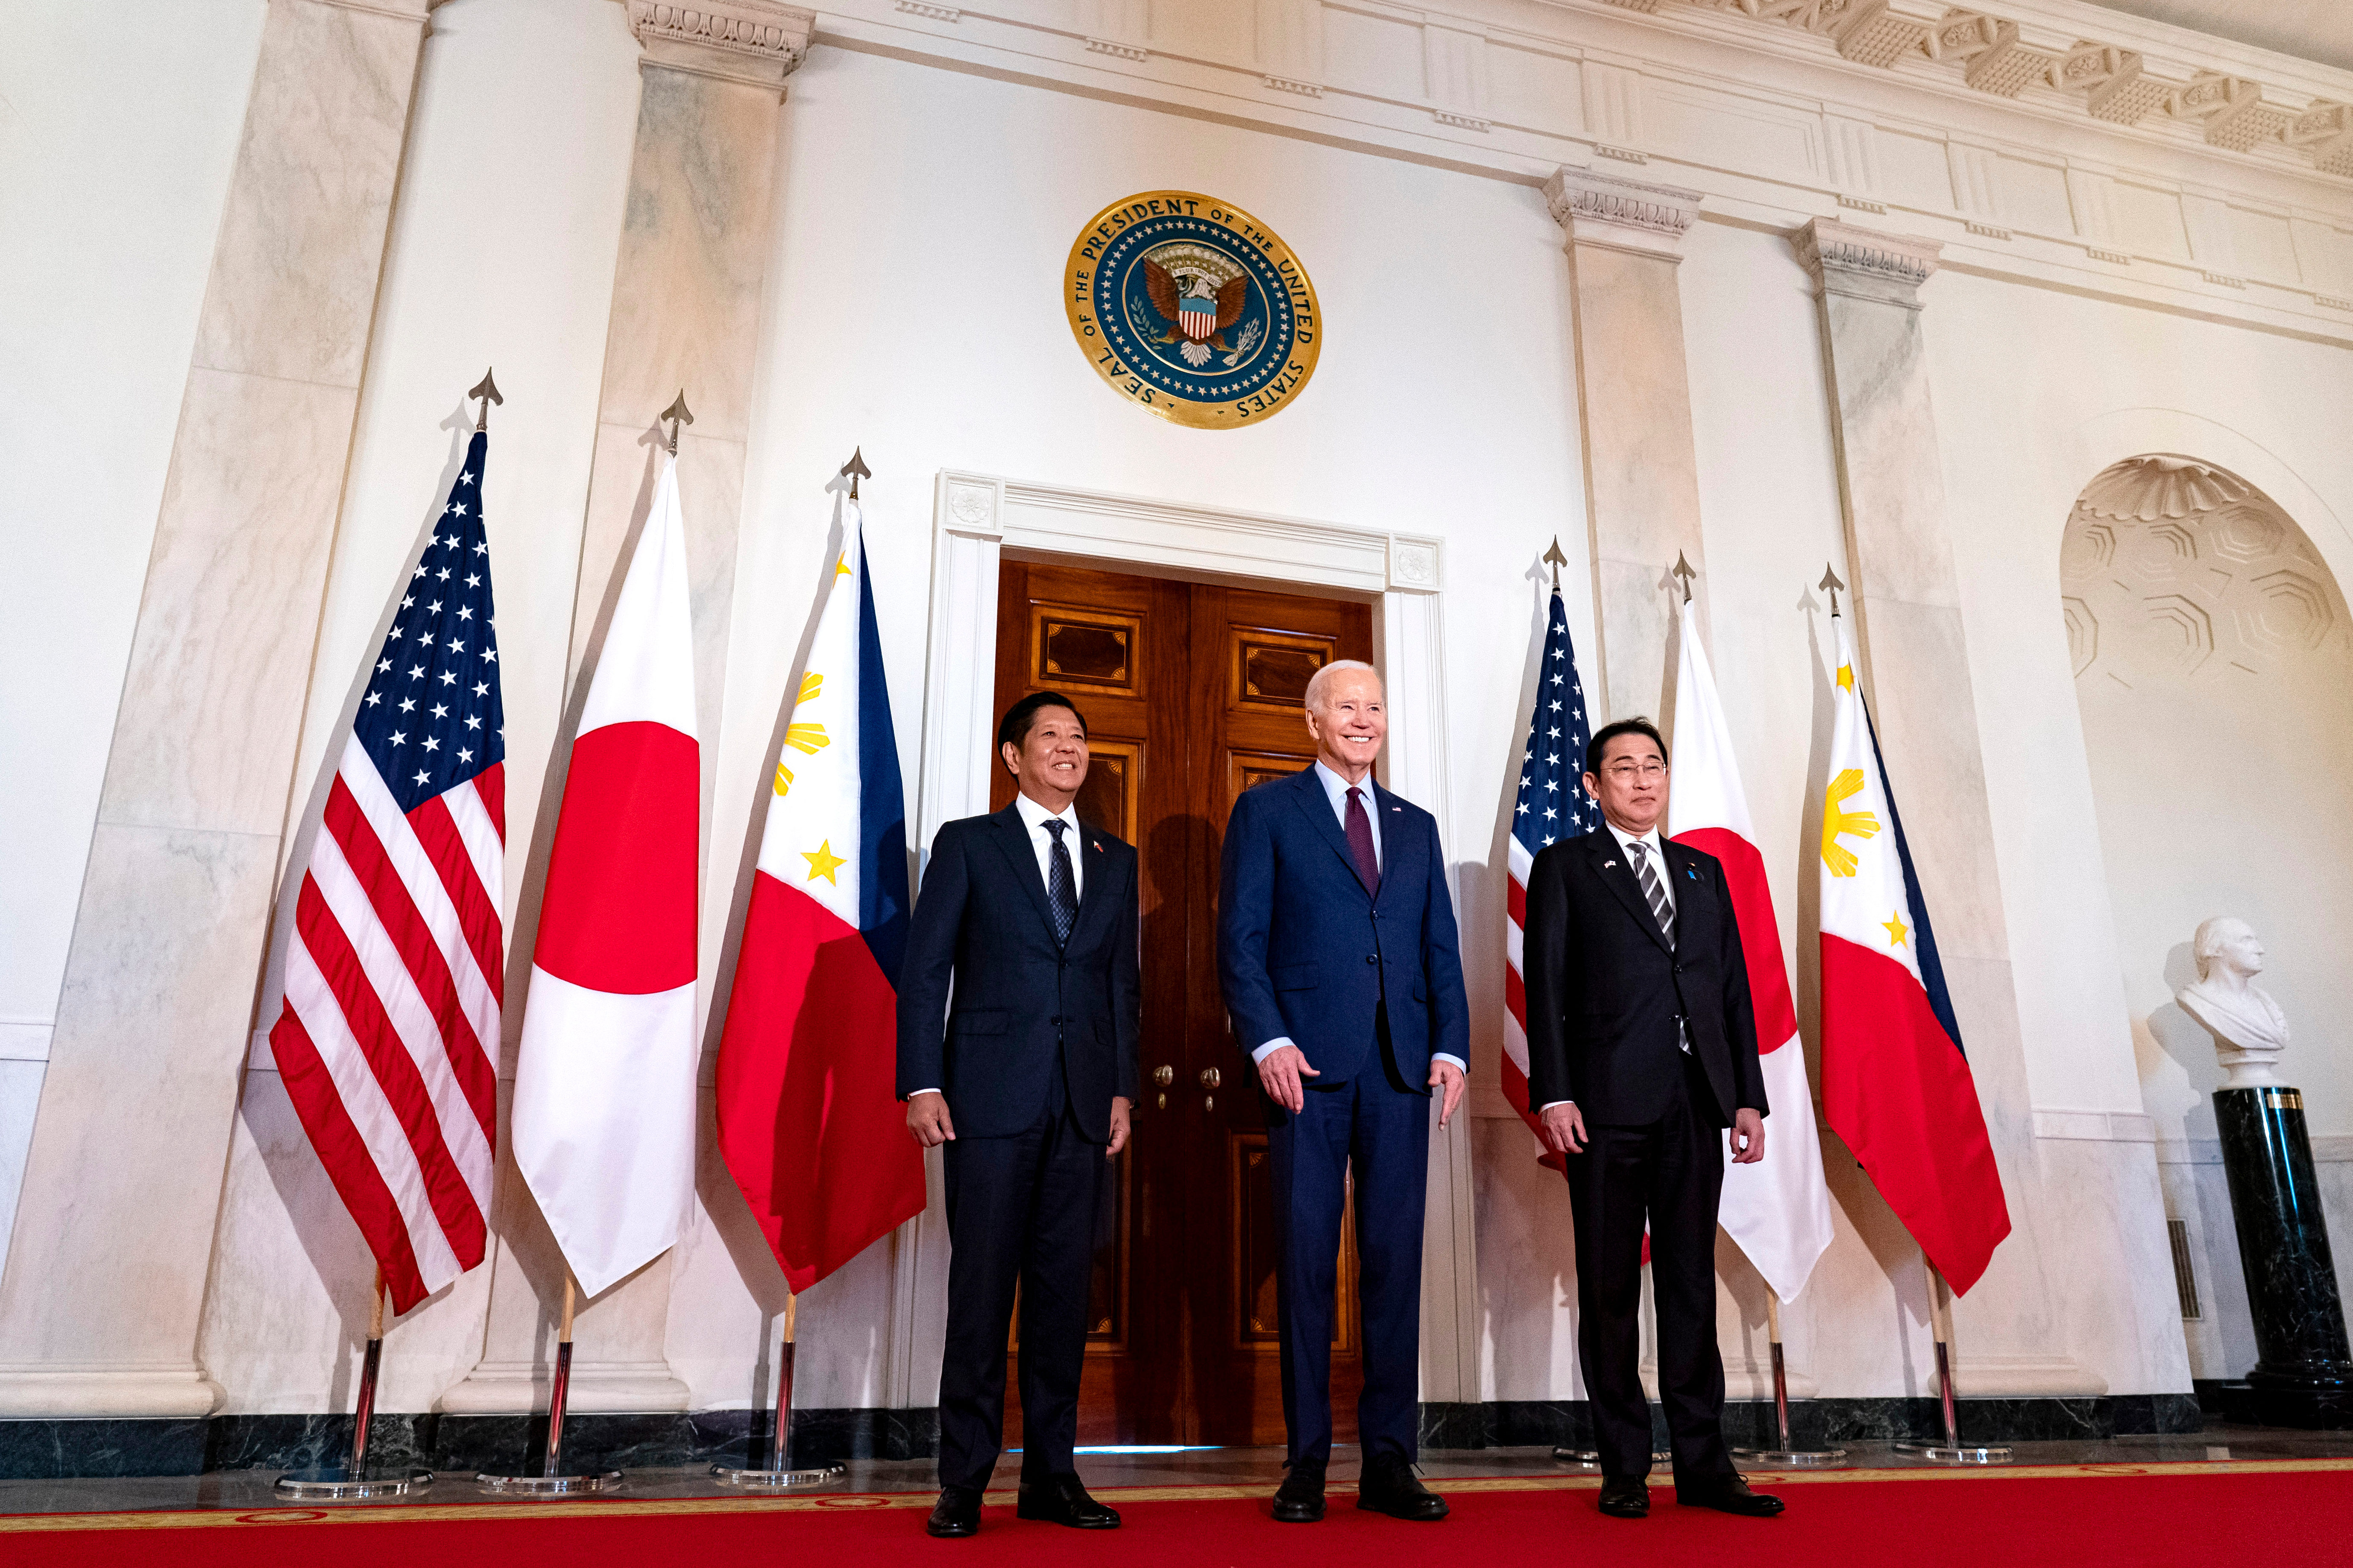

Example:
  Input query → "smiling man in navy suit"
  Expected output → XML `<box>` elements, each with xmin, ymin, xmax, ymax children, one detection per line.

<box><xmin>1218</xmin><ymin>659</ymin><xmax>1469</xmax><ymax>1525</ymax></box>
<box><xmin>898</xmin><ymin>690</ymin><xmax>1140</xmax><ymax>1540</ymax></box>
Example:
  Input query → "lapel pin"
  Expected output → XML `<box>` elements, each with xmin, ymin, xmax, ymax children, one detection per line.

<box><xmin>1603</xmin><ymin>860</ymin><xmax>1617</xmax><ymax>870</ymax></box>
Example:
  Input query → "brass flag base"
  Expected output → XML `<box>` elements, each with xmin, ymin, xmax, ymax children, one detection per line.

<box><xmin>275</xmin><ymin>1467</ymin><xmax>433</xmax><ymax>1499</ymax></box>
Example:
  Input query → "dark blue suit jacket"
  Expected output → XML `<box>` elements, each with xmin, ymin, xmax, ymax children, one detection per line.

<box><xmin>1217</xmin><ymin>767</ymin><xmax>1469</xmax><ymax>1087</ymax></box>
<box><xmin>895</xmin><ymin>804</ymin><xmax>1141</xmax><ymax>1141</ymax></box>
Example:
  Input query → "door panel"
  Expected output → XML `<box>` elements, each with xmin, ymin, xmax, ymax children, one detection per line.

<box><xmin>989</xmin><ymin>564</ymin><xmax>1371</xmax><ymax>1448</ymax></box>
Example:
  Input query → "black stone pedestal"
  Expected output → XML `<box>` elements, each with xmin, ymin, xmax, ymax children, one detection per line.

<box><xmin>2214</xmin><ymin>1085</ymin><xmax>2353</xmax><ymax>1428</ymax></box>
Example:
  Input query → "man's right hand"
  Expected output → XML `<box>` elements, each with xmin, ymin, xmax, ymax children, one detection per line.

<box><xmin>1255</xmin><ymin>1044</ymin><xmax>1321</xmax><ymax>1114</ymax></box>
<box><xmin>1539</xmin><ymin>1100</ymin><xmax>1587</xmax><ymax>1156</ymax></box>
<box><xmin>906</xmin><ymin>1091</ymin><xmax>956</xmax><ymax>1148</ymax></box>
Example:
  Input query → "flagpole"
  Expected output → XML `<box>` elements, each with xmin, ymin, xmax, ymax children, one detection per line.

<box><xmin>714</xmin><ymin>1287</ymin><xmax>845</xmax><ymax>1486</ymax></box>
<box><xmin>1731</xmin><ymin>1292</ymin><xmax>1846</xmax><ymax>1466</ymax></box>
<box><xmin>276</xmin><ymin>1267</ymin><xmax>433</xmax><ymax>1498</ymax></box>
<box><xmin>478</xmin><ymin>1270</ymin><xmax>623</xmax><ymax>1494</ymax></box>
<box><xmin>1893</xmin><ymin>1267</ymin><xmax>2012</xmax><ymax>1464</ymax></box>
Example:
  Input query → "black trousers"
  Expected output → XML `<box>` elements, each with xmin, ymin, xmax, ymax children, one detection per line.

<box><xmin>1565</xmin><ymin>1053</ymin><xmax>1735</xmax><ymax>1486</ymax></box>
<box><xmin>937</xmin><ymin>1069</ymin><xmax>1102</xmax><ymax>1489</ymax></box>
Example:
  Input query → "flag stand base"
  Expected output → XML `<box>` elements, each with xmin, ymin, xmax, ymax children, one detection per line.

<box><xmin>710</xmin><ymin>1315</ymin><xmax>842</xmax><ymax>1488</ymax></box>
<box><xmin>473</xmin><ymin>1274</ymin><xmax>627</xmax><ymax>1496</ymax></box>
<box><xmin>1894</xmin><ymin>1296</ymin><xmax>2012</xmax><ymax>1466</ymax></box>
<box><xmin>275</xmin><ymin>1467</ymin><xmax>433</xmax><ymax>1499</ymax></box>
<box><xmin>1730</xmin><ymin>1316</ymin><xmax>1847</xmax><ymax>1466</ymax></box>
<box><xmin>1552</xmin><ymin>1448</ymin><xmax>1671</xmax><ymax>1466</ymax></box>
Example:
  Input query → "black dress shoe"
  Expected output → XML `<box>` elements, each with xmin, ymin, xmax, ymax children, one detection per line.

<box><xmin>1597</xmin><ymin>1476</ymin><xmax>1651</xmax><ymax>1518</ymax></box>
<box><xmin>927</xmin><ymin>1484</ymin><xmax>984</xmax><ymax>1538</ymax></box>
<box><xmin>1677</xmin><ymin>1474</ymin><xmax>1785</xmax><ymax>1517</ymax></box>
<box><xmin>1272</xmin><ymin>1458</ymin><xmax>1327</xmax><ymax>1523</ymax></box>
<box><xmin>1016</xmin><ymin>1473</ymin><xmax>1121</xmax><ymax>1529</ymax></box>
<box><xmin>1357</xmin><ymin>1454</ymin><xmax>1449</xmax><ymax>1521</ymax></box>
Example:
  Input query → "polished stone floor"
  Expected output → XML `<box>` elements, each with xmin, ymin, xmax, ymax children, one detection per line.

<box><xmin>2</xmin><ymin>1424</ymin><xmax>2350</xmax><ymax>1518</ymax></box>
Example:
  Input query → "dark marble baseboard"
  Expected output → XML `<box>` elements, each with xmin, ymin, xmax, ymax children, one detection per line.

<box><xmin>1421</xmin><ymin>1393</ymin><xmax>2201</xmax><ymax>1450</ymax></box>
<box><xmin>0</xmin><ymin>1407</ymin><xmax>943</xmax><ymax>1480</ymax></box>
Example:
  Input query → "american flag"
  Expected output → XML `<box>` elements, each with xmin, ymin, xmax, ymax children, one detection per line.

<box><xmin>1501</xmin><ymin>587</ymin><xmax>1601</xmax><ymax>1165</ymax></box>
<box><xmin>269</xmin><ymin>430</ymin><xmax>505</xmax><ymax>1313</ymax></box>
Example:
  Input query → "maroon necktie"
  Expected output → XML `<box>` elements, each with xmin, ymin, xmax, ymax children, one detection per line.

<box><xmin>1345</xmin><ymin>786</ymin><xmax>1381</xmax><ymax>897</ymax></box>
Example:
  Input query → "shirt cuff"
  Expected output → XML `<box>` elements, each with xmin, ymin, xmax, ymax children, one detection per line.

<box><xmin>1432</xmin><ymin>1053</ymin><xmax>1467</xmax><ymax>1072</ymax></box>
<box><xmin>1250</xmin><ymin>1036</ymin><xmax>1295</xmax><ymax>1064</ymax></box>
<box><xmin>906</xmin><ymin>1088</ymin><xmax>942</xmax><ymax>1098</ymax></box>
<box><xmin>1537</xmin><ymin>1099</ymin><xmax>1574</xmax><ymax>1113</ymax></box>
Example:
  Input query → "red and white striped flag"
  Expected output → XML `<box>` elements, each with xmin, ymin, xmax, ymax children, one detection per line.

<box><xmin>270</xmin><ymin>430</ymin><xmax>505</xmax><ymax>1313</ymax></box>
<box><xmin>512</xmin><ymin>455</ymin><xmax>701</xmax><ymax>1298</ymax></box>
<box><xmin>1667</xmin><ymin>597</ymin><xmax>1835</xmax><ymax>1302</ymax></box>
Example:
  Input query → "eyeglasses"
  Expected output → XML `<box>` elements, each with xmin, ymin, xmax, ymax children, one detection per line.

<box><xmin>1599</xmin><ymin>761</ymin><xmax>1667</xmax><ymax>781</ymax></box>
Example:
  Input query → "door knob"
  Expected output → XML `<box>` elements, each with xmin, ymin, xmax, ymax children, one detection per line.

<box><xmin>1199</xmin><ymin>1067</ymin><xmax>1222</xmax><ymax>1091</ymax></box>
<box><xmin>1154</xmin><ymin>1064</ymin><xmax>1175</xmax><ymax>1087</ymax></box>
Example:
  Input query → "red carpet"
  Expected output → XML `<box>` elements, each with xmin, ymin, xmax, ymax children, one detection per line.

<box><xmin>8</xmin><ymin>1463</ymin><xmax>2352</xmax><ymax>1567</ymax></box>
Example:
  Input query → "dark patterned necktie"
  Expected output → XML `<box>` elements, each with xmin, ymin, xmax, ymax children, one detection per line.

<box><xmin>1043</xmin><ymin>818</ymin><xmax>1077</xmax><ymax>945</ymax></box>
<box><xmin>1628</xmin><ymin>839</ymin><xmax>1675</xmax><ymax>948</ymax></box>
<box><xmin>1345</xmin><ymin>786</ymin><xmax>1381</xmax><ymax>897</ymax></box>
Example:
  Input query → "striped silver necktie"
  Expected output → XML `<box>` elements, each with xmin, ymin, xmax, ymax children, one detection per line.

<box><xmin>1628</xmin><ymin>840</ymin><xmax>1675</xmax><ymax>948</ymax></box>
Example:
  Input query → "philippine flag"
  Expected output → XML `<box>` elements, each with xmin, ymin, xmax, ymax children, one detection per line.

<box><xmin>1667</xmin><ymin>597</ymin><xmax>1834</xmax><ymax>1303</ymax></box>
<box><xmin>512</xmin><ymin>457</ymin><xmax>700</xmax><ymax>1298</ymax></box>
<box><xmin>1817</xmin><ymin>611</ymin><xmax>2011</xmax><ymax>1294</ymax></box>
<box><xmin>715</xmin><ymin>478</ymin><xmax>925</xmax><ymax>1293</ymax></box>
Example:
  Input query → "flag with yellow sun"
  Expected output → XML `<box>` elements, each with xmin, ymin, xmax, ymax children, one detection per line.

<box><xmin>1817</xmin><ymin>608</ymin><xmax>2011</xmax><ymax>1296</ymax></box>
<box><xmin>715</xmin><ymin>477</ymin><xmax>925</xmax><ymax>1293</ymax></box>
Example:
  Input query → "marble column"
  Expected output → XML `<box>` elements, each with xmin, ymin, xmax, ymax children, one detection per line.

<box><xmin>442</xmin><ymin>0</ymin><xmax>814</xmax><ymax>1419</ymax></box>
<box><xmin>1793</xmin><ymin>219</ymin><xmax>2105</xmax><ymax>1394</ymax></box>
<box><xmin>2214</xmin><ymin>1086</ymin><xmax>2352</xmax><ymax>1426</ymax></box>
<box><xmin>0</xmin><ymin>0</ymin><xmax>434</xmax><ymax>1419</ymax></box>
<box><xmin>1542</xmin><ymin>167</ymin><xmax>1709</xmax><ymax>727</ymax></box>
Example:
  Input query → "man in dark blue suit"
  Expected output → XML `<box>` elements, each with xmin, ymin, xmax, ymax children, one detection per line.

<box><xmin>897</xmin><ymin>691</ymin><xmax>1140</xmax><ymax>1539</ymax></box>
<box><xmin>1218</xmin><ymin>659</ymin><xmax>1469</xmax><ymax>1525</ymax></box>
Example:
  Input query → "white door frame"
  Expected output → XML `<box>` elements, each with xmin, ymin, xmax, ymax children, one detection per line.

<box><xmin>880</xmin><ymin>468</ymin><xmax>1481</xmax><ymax>1418</ymax></box>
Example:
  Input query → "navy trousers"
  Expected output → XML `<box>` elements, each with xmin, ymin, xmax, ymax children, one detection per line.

<box><xmin>937</xmin><ymin>1069</ymin><xmax>1103</xmax><ymax>1489</ymax></box>
<box><xmin>1266</xmin><ymin>1026</ymin><xmax>1430</xmax><ymax>1468</ymax></box>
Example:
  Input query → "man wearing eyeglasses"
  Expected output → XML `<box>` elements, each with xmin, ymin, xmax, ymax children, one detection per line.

<box><xmin>1522</xmin><ymin>717</ymin><xmax>1782</xmax><ymax>1522</ymax></box>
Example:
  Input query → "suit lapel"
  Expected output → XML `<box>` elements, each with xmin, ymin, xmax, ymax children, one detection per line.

<box><xmin>1369</xmin><ymin>781</ymin><xmax>1415</xmax><ymax>909</ymax></box>
<box><xmin>1286</xmin><ymin>767</ymin><xmax>1373</xmax><ymax>899</ymax></box>
<box><xmin>987</xmin><ymin>804</ymin><xmax>1060</xmax><ymax>939</ymax></box>
<box><xmin>1067</xmin><ymin>824</ymin><xmax>1116</xmax><ymax>944</ymax></box>
<box><xmin>1661</xmin><ymin>839</ymin><xmax>1707</xmax><ymax>941</ymax></box>
<box><xmin>1588</xmin><ymin>830</ymin><xmax>1673</xmax><ymax>954</ymax></box>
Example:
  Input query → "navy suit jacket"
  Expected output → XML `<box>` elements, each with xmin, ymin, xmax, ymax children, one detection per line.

<box><xmin>1217</xmin><ymin>766</ymin><xmax>1470</xmax><ymax>1087</ymax></box>
<box><xmin>895</xmin><ymin>804</ymin><xmax>1141</xmax><ymax>1141</ymax></box>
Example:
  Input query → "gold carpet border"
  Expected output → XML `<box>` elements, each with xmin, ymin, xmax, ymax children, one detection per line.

<box><xmin>5</xmin><ymin>1458</ymin><xmax>2350</xmax><ymax>1536</ymax></box>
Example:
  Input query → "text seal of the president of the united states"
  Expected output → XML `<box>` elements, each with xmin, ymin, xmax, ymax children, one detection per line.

<box><xmin>1064</xmin><ymin>191</ymin><xmax>1322</xmax><ymax>429</ymax></box>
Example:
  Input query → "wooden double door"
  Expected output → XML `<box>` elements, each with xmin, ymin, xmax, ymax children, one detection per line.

<box><xmin>991</xmin><ymin>562</ymin><xmax>1373</xmax><ymax>1446</ymax></box>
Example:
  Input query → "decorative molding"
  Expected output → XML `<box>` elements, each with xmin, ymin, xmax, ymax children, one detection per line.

<box><xmin>1263</xmin><ymin>73</ymin><xmax>1322</xmax><ymax>96</ymax></box>
<box><xmin>1544</xmin><ymin>166</ymin><xmax>1703</xmax><ymax>260</ymax></box>
<box><xmin>628</xmin><ymin>0</ymin><xmax>815</xmax><ymax>89</ymax></box>
<box><xmin>1792</xmin><ymin>216</ymin><xmax>1942</xmax><ymax>307</ymax></box>
<box><xmin>1087</xmin><ymin>37</ymin><xmax>1147</xmax><ymax>62</ymax></box>
<box><xmin>1681</xmin><ymin>0</ymin><xmax>2350</xmax><ymax>173</ymax></box>
<box><xmin>0</xmin><ymin>1022</ymin><xmax>51</xmax><ymax>1063</ymax></box>
<box><xmin>2086</xmin><ymin>246</ymin><xmax>2132</xmax><ymax>264</ymax></box>
<box><xmin>2079</xmin><ymin>456</ymin><xmax>2249</xmax><ymax>522</ymax></box>
<box><xmin>1837</xmin><ymin>193</ymin><xmax>1887</xmax><ymax>214</ymax></box>
<box><xmin>894</xmin><ymin>0</ymin><xmax>958</xmax><ymax>19</ymax></box>
<box><xmin>1594</xmin><ymin>143</ymin><xmax>1649</xmax><ymax>164</ymax></box>
<box><xmin>2200</xmin><ymin>270</ymin><xmax>2248</xmax><ymax>288</ymax></box>
<box><xmin>935</xmin><ymin>470</ymin><xmax>1003</xmax><ymax>538</ymax></box>
<box><xmin>1387</xmin><ymin>535</ymin><xmax>1443</xmax><ymax>593</ymax></box>
<box><xmin>1434</xmin><ymin>108</ymin><xmax>1491</xmax><ymax>132</ymax></box>
<box><xmin>2032</xmin><ymin>1108</ymin><xmax>2157</xmax><ymax>1144</ymax></box>
<box><xmin>1964</xmin><ymin>219</ymin><xmax>2012</xmax><ymax>239</ymax></box>
<box><xmin>2320</xmin><ymin>294</ymin><xmax>2353</xmax><ymax>312</ymax></box>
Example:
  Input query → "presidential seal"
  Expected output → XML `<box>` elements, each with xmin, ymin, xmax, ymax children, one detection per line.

<box><xmin>1064</xmin><ymin>191</ymin><xmax>1321</xmax><ymax>429</ymax></box>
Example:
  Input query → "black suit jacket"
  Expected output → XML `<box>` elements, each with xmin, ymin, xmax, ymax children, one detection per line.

<box><xmin>895</xmin><ymin>803</ymin><xmax>1141</xmax><ymax>1141</ymax></box>
<box><xmin>1523</xmin><ymin>827</ymin><xmax>1767</xmax><ymax>1127</ymax></box>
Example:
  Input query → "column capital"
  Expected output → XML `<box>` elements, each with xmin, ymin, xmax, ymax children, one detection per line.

<box><xmin>628</xmin><ymin>0</ymin><xmax>816</xmax><ymax>92</ymax></box>
<box><xmin>1793</xmin><ymin>217</ymin><xmax>1944</xmax><ymax>308</ymax></box>
<box><xmin>1543</xmin><ymin>166</ymin><xmax>1703</xmax><ymax>262</ymax></box>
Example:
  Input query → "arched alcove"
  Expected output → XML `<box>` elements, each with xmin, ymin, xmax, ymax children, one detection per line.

<box><xmin>2063</xmin><ymin>455</ymin><xmax>2353</xmax><ymax>1143</ymax></box>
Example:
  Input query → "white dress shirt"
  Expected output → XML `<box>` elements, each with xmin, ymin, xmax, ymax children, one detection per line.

<box><xmin>908</xmin><ymin>792</ymin><xmax>1084</xmax><ymax>1101</ymax></box>
<box><xmin>1249</xmin><ymin>763</ymin><xmax>1467</xmax><ymax>1075</ymax></box>
<box><xmin>1537</xmin><ymin>819</ymin><xmax>1679</xmax><ymax>1115</ymax></box>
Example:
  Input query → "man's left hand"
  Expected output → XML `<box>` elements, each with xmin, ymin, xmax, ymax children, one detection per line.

<box><xmin>1428</xmin><ymin>1060</ymin><xmax>1465</xmax><ymax>1129</ymax></box>
<box><xmin>1107</xmin><ymin>1096</ymin><xmax>1132</xmax><ymax>1158</ymax></box>
<box><xmin>1729</xmin><ymin>1108</ymin><xmax>1765</xmax><ymax>1164</ymax></box>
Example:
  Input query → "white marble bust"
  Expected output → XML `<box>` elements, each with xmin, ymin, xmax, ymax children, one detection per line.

<box><xmin>2175</xmin><ymin>916</ymin><xmax>2290</xmax><ymax>1089</ymax></box>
